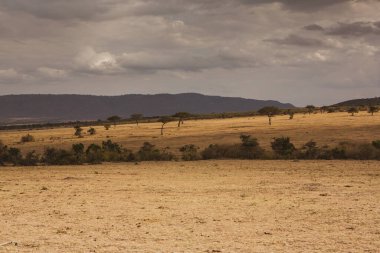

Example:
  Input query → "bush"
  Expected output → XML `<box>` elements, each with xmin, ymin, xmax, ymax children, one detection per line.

<box><xmin>137</xmin><ymin>142</ymin><xmax>174</xmax><ymax>161</ymax></box>
<box><xmin>201</xmin><ymin>135</ymin><xmax>265</xmax><ymax>160</ymax></box>
<box><xmin>86</xmin><ymin>144</ymin><xmax>103</xmax><ymax>164</ymax></box>
<box><xmin>72</xmin><ymin>143</ymin><xmax>85</xmax><ymax>164</ymax></box>
<box><xmin>21</xmin><ymin>134</ymin><xmax>35</xmax><ymax>143</ymax></box>
<box><xmin>74</xmin><ymin>126</ymin><xmax>83</xmax><ymax>138</ymax></box>
<box><xmin>271</xmin><ymin>137</ymin><xmax>296</xmax><ymax>158</ymax></box>
<box><xmin>0</xmin><ymin>141</ymin><xmax>7</xmax><ymax>165</ymax></box>
<box><xmin>180</xmin><ymin>145</ymin><xmax>201</xmax><ymax>161</ymax></box>
<box><xmin>298</xmin><ymin>140</ymin><xmax>319</xmax><ymax>159</ymax></box>
<box><xmin>87</xmin><ymin>127</ymin><xmax>96</xmax><ymax>135</ymax></box>
<box><xmin>43</xmin><ymin>148</ymin><xmax>76</xmax><ymax>165</ymax></box>
<box><xmin>372</xmin><ymin>140</ymin><xmax>380</xmax><ymax>149</ymax></box>
<box><xmin>8</xmin><ymin>147</ymin><xmax>23</xmax><ymax>165</ymax></box>
<box><xmin>20</xmin><ymin>151</ymin><xmax>40</xmax><ymax>166</ymax></box>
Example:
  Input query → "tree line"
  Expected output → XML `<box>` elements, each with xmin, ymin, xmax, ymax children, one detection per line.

<box><xmin>2</xmin><ymin>136</ymin><xmax>380</xmax><ymax>166</ymax></box>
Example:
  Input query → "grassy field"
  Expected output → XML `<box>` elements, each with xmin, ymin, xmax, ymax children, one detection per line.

<box><xmin>1</xmin><ymin>112</ymin><xmax>380</xmax><ymax>252</ymax></box>
<box><xmin>0</xmin><ymin>160</ymin><xmax>379</xmax><ymax>252</ymax></box>
<box><xmin>1</xmin><ymin>112</ymin><xmax>380</xmax><ymax>155</ymax></box>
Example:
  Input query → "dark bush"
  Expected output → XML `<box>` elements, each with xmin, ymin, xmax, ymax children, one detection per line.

<box><xmin>43</xmin><ymin>148</ymin><xmax>76</xmax><ymax>165</ymax></box>
<box><xmin>20</xmin><ymin>151</ymin><xmax>40</xmax><ymax>166</ymax></box>
<box><xmin>0</xmin><ymin>141</ymin><xmax>7</xmax><ymax>165</ymax></box>
<box><xmin>137</xmin><ymin>142</ymin><xmax>174</xmax><ymax>161</ymax></box>
<box><xmin>86</xmin><ymin>144</ymin><xmax>103</xmax><ymax>164</ymax></box>
<box><xmin>72</xmin><ymin>143</ymin><xmax>85</xmax><ymax>164</ymax></box>
<box><xmin>271</xmin><ymin>137</ymin><xmax>296</xmax><ymax>158</ymax></box>
<box><xmin>21</xmin><ymin>134</ymin><xmax>35</xmax><ymax>143</ymax></box>
<box><xmin>8</xmin><ymin>147</ymin><xmax>23</xmax><ymax>165</ymax></box>
<box><xmin>372</xmin><ymin>140</ymin><xmax>380</xmax><ymax>149</ymax></box>
<box><xmin>179</xmin><ymin>144</ymin><xmax>201</xmax><ymax>161</ymax></box>
<box><xmin>298</xmin><ymin>140</ymin><xmax>319</xmax><ymax>159</ymax></box>
<box><xmin>87</xmin><ymin>127</ymin><xmax>96</xmax><ymax>135</ymax></box>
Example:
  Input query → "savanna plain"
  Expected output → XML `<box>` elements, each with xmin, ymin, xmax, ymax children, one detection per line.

<box><xmin>1</xmin><ymin>112</ymin><xmax>380</xmax><ymax>252</ymax></box>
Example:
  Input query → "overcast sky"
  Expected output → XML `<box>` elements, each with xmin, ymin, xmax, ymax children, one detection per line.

<box><xmin>0</xmin><ymin>0</ymin><xmax>379</xmax><ymax>106</ymax></box>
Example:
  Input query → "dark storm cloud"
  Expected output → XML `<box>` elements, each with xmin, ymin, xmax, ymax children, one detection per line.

<box><xmin>266</xmin><ymin>34</ymin><xmax>327</xmax><ymax>47</ymax></box>
<box><xmin>326</xmin><ymin>21</ymin><xmax>380</xmax><ymax>36</ymax></box>
<box><xmin>304</xmin><ymin>24</ymin><xmax>325</xmax><ymax>31</ymax></box>
<box><xmin>240</xmin><ymin>0</ymin><xmax>352</xmax><ymax>11</ymax></box>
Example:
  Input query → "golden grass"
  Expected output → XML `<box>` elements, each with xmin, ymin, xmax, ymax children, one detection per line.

<box><xmin>1</xmin><ymin>112</ymin><xmax>380</xmax><ymax>155</ymax></box>
<box><xmin>0</xmin><ymin>161</ymin><xmax>379</xmax><ymax>252</ymax></box>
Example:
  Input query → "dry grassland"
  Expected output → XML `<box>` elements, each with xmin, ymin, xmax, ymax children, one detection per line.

<box><xmin>1</xmin><ymin>112</ymin><xmax>380</xmax><ymax>155</ymax></box>
<box><xmin>0</xmin><ymin>160</ymin><xmax>379</xmax><ymax>252</ymax></box>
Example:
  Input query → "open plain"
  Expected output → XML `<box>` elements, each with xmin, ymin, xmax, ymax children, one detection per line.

<box><xmin>0</xmin><ymin>160</ymin><xmax>379</xmax><ymax>252</ymax></box>
<box><xmin>1</xmin><ymin>112</ymin><xmax>380</xmax><ymax>252</ymax></box>
<box><xmin>1</xmin><ymin>112</ymin><xmax>380</xmax><ymax>155</ymax></box>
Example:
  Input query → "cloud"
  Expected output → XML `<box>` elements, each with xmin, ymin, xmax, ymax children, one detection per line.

<box><xmin>304</xmin><ymin>24</ymin><xmax>325</xmax><ymax>31</ymax></box>
<box><xmin>266</xmin><ymin>34</ymin><xmax>327</xmax><ymax>47</ymax></box>
<box><xmin>240</xmin><ymin>0</ymin><xmax>351</xmax><ymax>11</ymax></box>
<box><xmin>0</xmin><ymin>68</ymin><xmax>32</xmax><ymax>83</ymax></box>
<box><xmin>75</xmin><ymin>47</ymin><xmax>122</xmax><ymax>74</ymax></box>
<box><xmin>326</xmin><ymin>21</ymin><xmax>380</xmax><ymax>36</ymax></box>
<box><xmin>37</xmin><ymin>67</ymin><xmax>67</xmax><ymax>79</ymax></box>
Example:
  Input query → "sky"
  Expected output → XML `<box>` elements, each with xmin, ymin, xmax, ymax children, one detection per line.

<box><xmin>0</xmin><ymin>0</ymin><xmax>380</xmax><ymax>106</ymax></box>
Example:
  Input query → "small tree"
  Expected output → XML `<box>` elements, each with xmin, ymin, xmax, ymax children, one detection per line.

<box><xmin>320</xmin><ymin>106</ymin><xmax>328</xmax><ymax>114</ymax></box>
<box><xmin>173</xmin><ymin>112</ymin><xmax>192</xmax><ymax>127</ymax></box>
<box><xmin>368</xmin><ymin>106</ymin><xmax>379</xmax><ymax>116</ymax></box>
<box><xmin>130</xmin><ymin>114</ymin><xmax>143</xmax><ymax>126</ymax></box>
<box><xmin>348</xmin><ymin>107</ymin><xmax>359</xmax><ymax>116</ymax></box>
<box><xmin>288</xmin><ymin>110</ymin><xmax>294</xmax><ymax>120</ymax></box>
<box><xmin>74</xmin><ymin>126</ymin><xmax>83</xmax><ymax>138</ymax></box>
<box><xmin>159</xmin><ymin>116</ymin><xmax>173</xmax><ymax>136</ymax></box>
<box><xmin>306</xmin><ymin>105</ymin><xmax>316</xmax><ymax>115</ymax></box>
<box><xmin>87</xmin><ymin>127</ymin><xmax>96</xmax><ymax>135</ymax></box>
<box><xmin>104</xmin><ymin>124</ymin><xmax>111</xmax><ymax>130</ymax></box>
<box><xmin>258</xmin><ymin>106</ymin><xmax>280</xmax><ymax>125</ymax></box>
<box><xmin>107</xmin><ymin>115</ymin><xmax>121</xmax><ymax>128</ymax></box>
<box><xmin>86</xmin><ymin>144</ymin><xmax>103</xmax><ymax>164</ymax></box>
<box><xmin>72</xmin><ymin>143</ymin><xmax>85</xmax><ymax>163</ymax></box>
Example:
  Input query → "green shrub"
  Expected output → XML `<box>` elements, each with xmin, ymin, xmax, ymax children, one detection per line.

<box><xmin>21</xmin><ymin>134</ymin><xmax>35</xmax><ymax>143</ymax></box>
<box><xmin>43</xmin><ymin>148</ymin><xmax>76</xmax><ymax>165</ymax></box>
<box><xmin>372</xmin><ymin>140</ymin><xmax>380</xmax><ymax>149</ymax></box>
<box><xmin>8</xmin><ymin>147</ymin><xmax>23</xmax><ymax>165</ymax></box>
<box><xmin>271</xmin><ymin>137</ymin><xmax>296</xmax><ymax>158</ymax></box>
<box><xmin>72</xmin><ymin>143</ymin><xmax>85</xmax><ymax>164</ymax></box>
<box><xmin>137</xmin><ymin>142</ymin><xmax>174</xmax><ymax>161</ymax></box>
<box><xmin>20</xmin><ymin>151</ymin><xmax>40</xmax><ymax>166</ymax></box>
<box><xmin>86</xmin><ymin>144</ymin><xmax>103</xmax><ymax>164</ymax></box>
<box><xmin>179</xmin><ymin>144</ymin><xmax>201</xmax><ymax>161</ymax></box>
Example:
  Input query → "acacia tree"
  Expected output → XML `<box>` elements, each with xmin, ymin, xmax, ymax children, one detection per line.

<box><xmin>173</xmin><ymin>112</ymin><xmax>191</xmax><ymax>127</ymax></box>
<box><xmin>368</xmin><ymin>106</ymin><xmax>379</xmax><ymax>116</ymax></box>
<box><xmin>348</xmin><ymin>107</ymin><xmax>359</xmax><ymax>116</ymax></box>
<box><xmin>258</xmin><ymin>106</ymin><xmax>280</xmax><ymax>125</ymax></box>
<box><xmin>159</xmin><ymin>116</ymin><xmax>173</xmax><ymax>135</ymax></box>
<box><xmin>130</xmin><ymin>114</ymin><xmax>143</xmax><ymax>126</ymax></box>
<box><xmin>107</xmin><ymin>115</ymin><xmax>121</xmax><ymax>128</ymax></box>
<box><xmin>306</xmin><ymin>105</ymin><xmax>316</xmax><ymax>115</ymax></box>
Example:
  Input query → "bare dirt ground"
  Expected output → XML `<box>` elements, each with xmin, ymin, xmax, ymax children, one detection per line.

<box><xmin>1</xmin><ymin>160</ymin><xmax>379</xmax><ymax>252</ymax></box>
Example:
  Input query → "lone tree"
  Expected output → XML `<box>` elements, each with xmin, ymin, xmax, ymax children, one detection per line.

<box><xmin>74</xmin><ymin>126</ymin><xmax>83</xmax><ymax>138</ymax></box>
<box><xmin>159</xmin><ymin>116</ymin><xmax>173</xmax><ymax>136</ymax></box>
<box><xmin>287</xmin><ymin>110</ymin><xmax>295</xmax><ymax>120</ymax></box>
<box><xmin>173</xmin><ymin>112</ymin><xmax>192</xmax><ymax>127</ymax></box>
<box><xmin>348</xmin><ymin>107</ymin><xmax>359</xmax><ymax>116</ymax></box>
<box><xmin>107</xmin><ymin>115</ymin><xmax>121</xmax><ymax>128</ymax></box>
<box><xmin>258</xmin><ymin>106</ymin><xmax>280</xmax><ymax>125</ymax></box>
<box><xmin>368</xmin><ymin>106</ymin><xmax>379</xmax><ymax>116</ymax></box>
<box><xmin>104</xmin><ymin>124</ymin><xmax>111</xmax><ymax>130</ymax></box>
<box><xmin>130</xmin><ymin>114</ymin><xmax>143</xmax><ymax>126</ymax></box>
<box><xmin>305</xmin><ymin>105</ymin><xmax>316</xmax><ymax>115</ymax></box>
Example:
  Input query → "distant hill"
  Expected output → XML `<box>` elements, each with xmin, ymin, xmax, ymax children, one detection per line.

<box><xmin>333</xmin><ymin>97</ymin><xmax>380</xmax><ymax>107</ymax></box>
<box><xmin>0</xmin><ymin>93</ymin><xmax>294</xmax><ymax>123</ymax></box>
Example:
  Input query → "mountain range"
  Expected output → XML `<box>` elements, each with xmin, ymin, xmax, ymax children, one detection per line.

<box><xmin>0</xmin><ymin>93</ymin><xmax>294</xmax><ymax>123</ymax></box>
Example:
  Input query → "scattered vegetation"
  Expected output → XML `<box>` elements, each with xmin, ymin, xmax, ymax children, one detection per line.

<box><xmin>20</xmin><ymin>134</ymin><xmax>35</xmax><ymax>143</ymax></box>
<box><xmin>2</xmin><ymin>135</ymin><xmax>380</xmax><ymax>166</ymax></box>
<box><xmin>87</xmin><ymin>127</ymin><xmax>96</xmax><ymax>135</ymax></box>
<box><xmin>74</xmin><ymin>126</ymin><xmax>83</xmax><ymax>138</ymax></box>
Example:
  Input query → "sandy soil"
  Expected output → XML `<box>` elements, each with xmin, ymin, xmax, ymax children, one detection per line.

<box><xmin>0</xmin><ymin>160</ymin><xmax>379</xmax><ymax>252</ymax></box>
<box><xmin>2</xmin><ymin>112</ymin><xmax>380</xmax><ymax>155</ymax></box>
